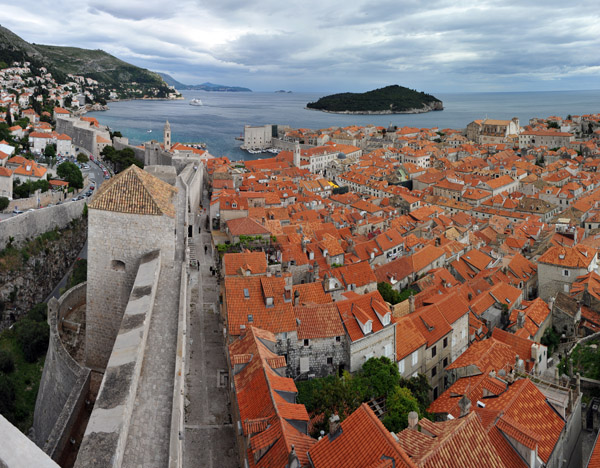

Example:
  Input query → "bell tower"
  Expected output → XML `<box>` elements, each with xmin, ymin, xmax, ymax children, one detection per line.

<box><xmin>293</xmin><ymin>141</ymin><xmax>301</xmax><ymax>168</ymax></box>
<box><xmin>164</xmin><ymin>120</ymin><xmax>171</xmax><ymax>151</ymax></box>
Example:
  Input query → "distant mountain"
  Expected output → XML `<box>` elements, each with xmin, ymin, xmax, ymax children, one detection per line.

<box><xmin>307</xmin><ymin>85</ymin><xmax>443</xmax><ymax>114</ymax></box>
<box><xmin>158</xmin><ymin>73</ymin><xmax>251</xmax><ymax>92</ymax></box>
<box><xmin>0</xmin><ymin>25</ymin><xmax>170</xmax><ymax>92</ymax></box>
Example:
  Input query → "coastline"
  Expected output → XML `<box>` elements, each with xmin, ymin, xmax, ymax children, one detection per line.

<box><xmin>77</xmin><ymin>96</ymin><xmax>184</xmax><ymax>115</ymax></box>
<box><xmin>304</xmin><ymin>106</ymin><xmax>444</xmax><ymax>115</ymax></box>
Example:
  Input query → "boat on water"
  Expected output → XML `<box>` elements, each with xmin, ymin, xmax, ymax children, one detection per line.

<box><xmin>147</xmin><ymin>129</ymin><xmax>152</xmax><ymax>133</ymax></box>
<box><xmin>189</xmin><ymin>98</ymin><xmax>203</xmax><ymax>106</ymax></box>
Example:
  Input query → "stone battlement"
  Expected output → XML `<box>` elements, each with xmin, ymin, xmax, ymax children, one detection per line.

<box><xmin>75</xmin><ymin>250</ymin><xmax>161</xmax><ymax>468</ymax></box>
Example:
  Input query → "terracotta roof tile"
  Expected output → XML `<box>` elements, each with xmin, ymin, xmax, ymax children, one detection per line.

<box><xmin>226</xmin><ymin>276</ymin><xmax>295</xmax><ymax>336</ymax></box>
<box><xmin>89</xmin><ymin>165</ymin><xmax>177</xmax><ymax>217</ymax></box>
<box><xmin>223</xmin><ymin>251</ymin><xmax>268</xmax><ymax>276</ymax></box>
<box><xmin>294</xmin><ymin>303</ymin><xmax>344</xmax><ymax>340</ymax></box>
<box><xmin>308</xmin><ymin>403</ymin><xmax>416</xmax><ymax>468</ymax></box>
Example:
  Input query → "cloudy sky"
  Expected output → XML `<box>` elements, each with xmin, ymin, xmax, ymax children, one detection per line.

<box><xmin>3</xmin><ymin>0</ymin><xmax>600</xmax><ymax>93</ymax></box>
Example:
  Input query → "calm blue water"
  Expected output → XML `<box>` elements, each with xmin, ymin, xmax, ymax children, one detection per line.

<box><xmin>87</xmin><ymin>89</ymin><xmax>600</xmax><ymax>161</ymax></box>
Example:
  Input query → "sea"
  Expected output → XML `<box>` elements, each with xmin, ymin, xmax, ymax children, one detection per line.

<box><xmin>87</xmin><ymin>89</ymin><xmax>600</xmax><ymax>161</ymax></box>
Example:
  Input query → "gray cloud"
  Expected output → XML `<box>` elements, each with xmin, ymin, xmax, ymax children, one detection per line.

<box><xmin>1</xmin><ymin>0</ymin><xmax>599</xmax><ymax>92</ymax></box>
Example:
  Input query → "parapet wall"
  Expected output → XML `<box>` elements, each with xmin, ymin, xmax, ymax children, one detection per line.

<box><xmin>0</xmin><ymin>415</ymin><xmax>59</xmax><ymax>468</ymax></box>
<box><xmin>179</xmin><ymin>162</ymin><xmax>204</xmax><ymax>222</ymax></box>
<box><xmin>168</xmin><ymin>261</ymin><xmax>188</xmax><ymax>468</ymax></box>
<box><xmin>7</xmin><ymin>190</ymin><xmax>65</xmax><ymax>212</ymax></box>
<box><xmin>0</xmin><ymin>200</ymin><xmax>85</xmax><ymax>248</ymax></box>
<box><xmin>75</xmin><ymin>250</ymin><xmax>161</xmax><ymax>468</ymax></box>
<box><xmin>33</xmin><ymin>282</ymin><xmax>89</xmax><ymax>453</ymax></box>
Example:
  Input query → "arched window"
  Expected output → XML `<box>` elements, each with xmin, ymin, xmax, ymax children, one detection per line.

<box><xmin>111</xmin><ymin>260</ymin><xmax>126</xmax><ymax>271</ymax></box>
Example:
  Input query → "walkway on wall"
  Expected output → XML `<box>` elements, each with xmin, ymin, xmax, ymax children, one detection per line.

<box><xmin>183</xmin><ymin>206</ymin><xmax>237</xmax><ymax>468</ymax></box>
<box><xmin>121</xmin><ymin>267</ymin><xmax>181</xmax><ymax>468</ymax></box>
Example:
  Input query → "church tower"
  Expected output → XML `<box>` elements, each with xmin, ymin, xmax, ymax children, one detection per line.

<box><xmin>164</xmin><ymin>120</ymin><xmax>171</xmax><ymax>151</ymax></box>
<box><xmin>293</xmin><ymin>141</ymin><xmax>301</xmax><ymax>168</ymax></box>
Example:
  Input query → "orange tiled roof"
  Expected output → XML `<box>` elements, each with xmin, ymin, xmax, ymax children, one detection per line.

<box><xmin>223</xmin><ymin>251</ymin><xmax>267</xmax><ymax>276</ymax></box>
<box><xmin>308</xmin><ymin>403</ymin><xmax>416</xmax><ymax>468</ymax></box>
<box><xmin>226</xmin><ymin>276</ymin><xmax>295</xmax><ymax>336</ymax></box>
<box><xmin>226</xmin><ymin>217</ymin><xmax>270</xmax><ymax>236</ymax></box>
<box><xmin>292</xmin><ymin>281</ymin><xmax>331</xmax><ymax>305</ymax></box>
<box><xmin>538</xmin><ymin>244</ymin><xmax>597</xmax><ymax>268</ymax></box>
<box><xmin>394</xmin><ymin>314</ymin><xmax>426</xmax><ymax>360</ymax></box>
<box><xmin>396</xmin><ymin>412</ymin><xmax>506</xmax><ymax>468</ymax></box>
<box><xmin>294</xmin><ymin>303</ymin><xmax>344</xmax><ymax>340</ymax></box>
<box><xmin>229</xmin><ymin>327</ymin><xmax>315</xmax><ymax>467</ymax></box>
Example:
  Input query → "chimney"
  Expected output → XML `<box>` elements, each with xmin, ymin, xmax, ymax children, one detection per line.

<box><xmin>409</xmin><ymin>295</ymin><xmax>415</xmax><ymax>314</ymax></box>
<box><xmin>516</xmin><ymin>311</ymin><xmax>525</xmax><ymax>329</ymax></box>
<box><xmin>407</xmin><ymin>411</ymin><xmax>419</xmax><ymax>430</ymax></box>
<box><xmin>329</xmin><ymin>414</ymin><xmax>341</xmax><ymax>436</ymax></box>
<box><xmin>288</xmin><ymin>445</ymin><xmax>301</xmax><ymax>468</ymax></box>
<box><xmin>458</xmin><ymin>395</ymin><xmax>471</xmax><ymax>417</ymax></box>
<box><xmin>293</xmin><ymin>290</ymin><xmax>300</xmax><ymax>306</ymax></box>
<box><xmin>313</xmin><ymin>261</ymin><xmax>320</xmax><ymax>280</ymax></box>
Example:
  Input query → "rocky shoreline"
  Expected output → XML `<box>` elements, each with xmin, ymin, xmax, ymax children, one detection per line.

<box><xmin>305</xmin><ymin>101</ymin><xmax>444</xmax><ymax>115</ymax></box>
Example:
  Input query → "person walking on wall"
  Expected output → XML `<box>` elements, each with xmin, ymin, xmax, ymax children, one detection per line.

<box><xmin>204</xmin><ymin>245</ymin><xmax>208</xmax><ymax>255</ymax></box>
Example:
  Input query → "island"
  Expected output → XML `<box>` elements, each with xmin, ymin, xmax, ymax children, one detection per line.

<box><xmin>306</xmin><ymin>85</ymin><xmax>443</xmax><ymax>114</ymax></box>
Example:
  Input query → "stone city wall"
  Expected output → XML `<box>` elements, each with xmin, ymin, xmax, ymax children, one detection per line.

<box><xmin>56</xmin><ymin>119</ymin><xmax>96</xmax><ymax>157</ymax></box>
<box><xmin>7</xmin><ymin>191</ymin><xmax>66</xmax><ymax>212</ymax></box>
<box><xmin>33</xmin><ymin>282</ymin><xmax>89</xmax><ymax>453</ymax></box>
<box><xmin>179</xmin><ymin>162</ymin><xmax>204</xmax><ymax>223</ymax></box>
<box><xmin>168</xmin><ymin>261</ymin><xmax>188</xmax><ymax>468</ymax></box>
<box><xmin>0</xmin><ymin>200</ymin><xmax>85</xmax><ymax>248</ymax></box>
<box><xmin>113</xmin><ymin>137</ymin><xmax>145</xmax><ymax>164</ymax></box>
<box><xmin>75</xmin><ymin>251</ymin><xmax>161</xmax><ymax>468</ymax></box>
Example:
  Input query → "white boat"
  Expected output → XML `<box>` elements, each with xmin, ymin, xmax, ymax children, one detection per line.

<box><xmin>147</xmin><ymin>129</ymin><xmax>152</xmax><ymax>133</ymax></box>
<box><xmin>189</xmin><ymin>98</ymin><xmax>203</xmax><ymax>106</ymax></box>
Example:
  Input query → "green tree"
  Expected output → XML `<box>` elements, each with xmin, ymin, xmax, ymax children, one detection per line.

<box><xmin>68</xmin><ymin>258</ymin><xmax>87</xmax><ymax>289</ymax></box>
<box><xmin>57</xmin><ymin>161</ymin><xmax>83</xmax><ymax>189</ymax></box>
<box><xmin>14</xmin><ymin>319</ymin><xmax>49</xmax><ymax>363</ymax></box>
<box><xmin>0</xmin><ymin>196</ymin><xmax>9</xmax><ymax>211</ymax></box>
<box><xmin>401</xmin><ymin>373</ymin><xmax>432</xmax><ymax>412</ymax></box>
<box><xmin>0</xmin><ymin>374</ymin><xmax>16</xmax><ymax>418</ymax></box>
<box><xmin>360</xmin><ymin>356</ymin><xmax>401</xmax><ymax>399</ymax></box>
<box><xmin>547</xmin><ymin>121</ymin><xmax>560</xmax><ymax>129</ymax></box>
<box><xmin>77</xmin><ymin>152</ymin><xmax>89</xmax><ymax>163</ymax></box>
<box><xmin>44</xmin><ymin>143</ymin><xmax>56</xmax><ymax>158</ymax></box>
<box><xmin>26</xmin><ymin>302</ymin><xmax>47</xmax><ymax>323</ymax></box>
<box><xmin>541</xmin><ymin>326</ymin><xmax>560</xmax><ymax>355</ymax></box>
<box><xmin>0</xmin><ymin>349</ymin><xmax>15</xmax><ymax>373</ymax></box>
<box><xmin>6</xmin><ymin>110</ymin><xmax>12</xmax><ymax>127</ymax></box>
<box><xmin>382</xmin><ymin>386</ymin><xmax>420</xmax><ymax>432</ymax></box>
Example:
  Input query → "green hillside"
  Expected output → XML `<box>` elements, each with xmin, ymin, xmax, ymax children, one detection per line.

<box><xmin>307</xmin><ymin>85</ymin><xmax>443</xmax><ymax>114</ymax></box>
<box><xmin>0</xmin><ymin>25</ymin><xmax>170</xmax><ymax>95</ymax></box>
<box><xmin>34</xmin><ymin>44</ymin><xmax>164</xmax><ymax>86</ymax></box>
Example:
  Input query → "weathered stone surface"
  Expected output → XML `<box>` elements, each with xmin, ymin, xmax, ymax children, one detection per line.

<box><xmin>0</xmin><ymin>216</ymin><xmax>87</xmax><ymax>330</ymax></box>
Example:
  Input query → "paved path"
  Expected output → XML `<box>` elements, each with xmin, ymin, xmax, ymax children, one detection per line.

<box><xmin>183</xmin><ymin>208</ymin><xmax>237</xmax><ymax>468</ymax></box>
<box><xmin>122</xmin><ymin>267</ymin><xmax>181</xmax><ymax>468</ymax></box>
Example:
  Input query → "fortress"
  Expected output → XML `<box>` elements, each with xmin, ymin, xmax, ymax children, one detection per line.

<box><xmin>1</xmin><ymin>123</ymin><xmax>207</xmax><ymax>468</ymax></box>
